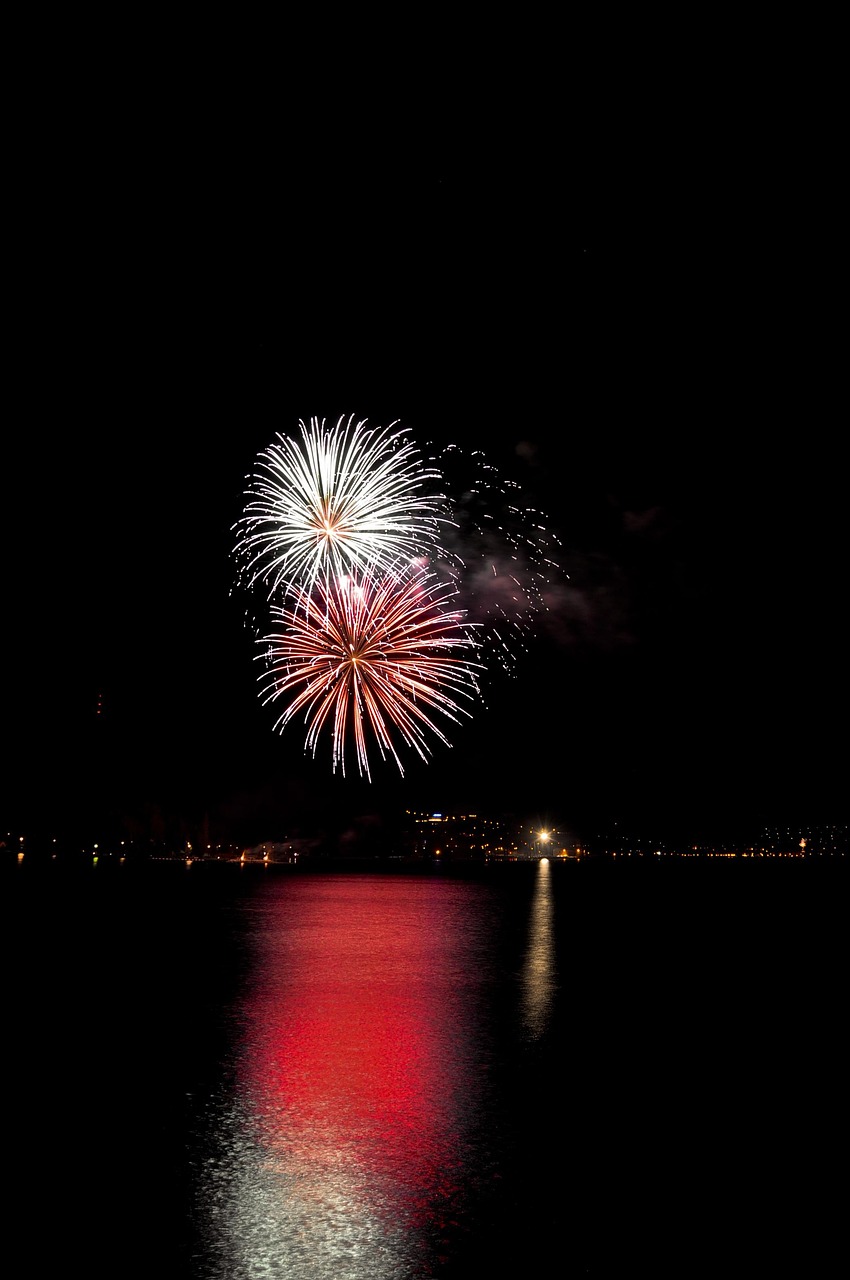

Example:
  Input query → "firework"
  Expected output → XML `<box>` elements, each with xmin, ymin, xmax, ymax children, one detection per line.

<box><xmin>233</xmin><ymin>414</ymin><xmax>449</xmax><ymax>601</ymax></box>
<box><xmin>233</xmin><ymin>415</ymin><xmax>567</xmax><ymax>778</ymax></box>
<box><xmin>257</xmin><ymin>561</ymin><xmax>483</xmax><ymax>781</ymax></box>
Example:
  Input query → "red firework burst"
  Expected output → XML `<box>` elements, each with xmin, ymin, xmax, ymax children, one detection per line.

<box><xmin>257</xmin><ymin>563</ymin><xmax>483</xmax><ymax>779</ymax></box>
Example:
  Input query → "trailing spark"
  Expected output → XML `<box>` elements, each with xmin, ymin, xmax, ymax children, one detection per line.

<box><xmin>424</xmin><ymin>444</ymin><xmax>566</xmax><ymax>678</ymax></box>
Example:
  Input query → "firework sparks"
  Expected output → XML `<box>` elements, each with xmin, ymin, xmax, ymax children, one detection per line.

<box><xmin>424</xmin><ymin>444</ymin><xmax>566</xmax><ymax>677</ymax></box>
<box><xmin>257</xmin><ymin>562</ymin><xmax>483</xmax><ymax>781</ymax></box>
<box><xmin>233</xmin><ymin>414</ymin><xmax>450</xmax><ymax>601</ymax></box>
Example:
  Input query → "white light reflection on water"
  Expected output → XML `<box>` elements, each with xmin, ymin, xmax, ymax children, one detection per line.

<box><xmin>193</xmin><ymin>874</ymin><xmax>502</xmax><ymax>1279</ymax></box>
<box><xmin>519</xmin><ymin>859</ymin><xmax>557</xmax><ymax>1040</ymax></box>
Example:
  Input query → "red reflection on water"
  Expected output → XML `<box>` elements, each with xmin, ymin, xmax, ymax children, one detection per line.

<box><xmin>239</xmin><ymin>876</ymin><xmax>478</xmax><ymax>1235</ymax></box>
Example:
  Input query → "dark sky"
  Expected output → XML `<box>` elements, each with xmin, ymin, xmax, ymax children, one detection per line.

<box><xmin>4</xmin><ymin>74</ymin><xmax>843</xmax><ymax>848</ymax></box>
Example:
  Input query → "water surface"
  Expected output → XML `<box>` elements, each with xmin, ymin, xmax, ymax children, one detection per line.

<box><xmin>4</xmin><ymin>857</ymin><xmax>842</xmax><ymax>1277</ymax></box>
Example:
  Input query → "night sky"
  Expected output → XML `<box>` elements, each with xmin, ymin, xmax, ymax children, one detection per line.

<box><xmin>5</xmin><ymin>81</ymin><xmax>843</xmax><ymax>850</ymax></box>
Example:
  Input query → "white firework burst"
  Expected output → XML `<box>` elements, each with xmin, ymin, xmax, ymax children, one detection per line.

<box><xmin>233</xmin><ymin>414</ymin><xmax>450</xmax><ymax>601</ymax></box>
